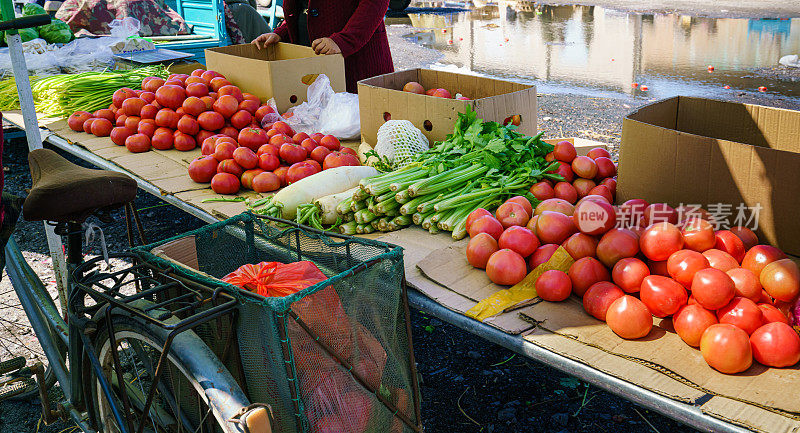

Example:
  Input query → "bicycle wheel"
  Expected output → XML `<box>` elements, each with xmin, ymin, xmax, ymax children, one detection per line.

<box><xmin>88</xmin><ymin>315</ymin><xmax>228</xmax><ymax>433</ymax></box>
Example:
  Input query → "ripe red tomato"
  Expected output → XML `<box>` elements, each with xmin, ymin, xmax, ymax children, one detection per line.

<box><xmin>643</xmin><ymin>203</ymin><xmax>678</xmax><ymax>225</ymax></box>
<box><xmin>122</xmin><ymin>97</ymin><xmax>147</xmax><ymax>117</ymax></box>
<box><xmin>498</xmin><ymin>226</ymin><xmax>539</xmax><ymax>257</ymax></box>
<box><xmin>213</xmin><ymin>95</ymin><xmax>239</xmax><ymax>119</ymax></box>
<box><xmin>339</xmin><ymin>147</ymin><xmax>358</xmax><ymax>158</ymax></box>
<box><xmin>486</xmin><ymin>249</ymin><xmax>528</xmax><ymax>286</ymax></box>
<box><xmin>137</xmin><ymin>119</ymin><xmax>156</xmax><ymax>137</ymax></box>
<box><xmin>90</xmin><ymin>118</ymin><xmax>112</xmax><ymax>137</ymax></box>
<box><xmin>209</xmin><ymin>77</ymin><xmax>231</xmax><ymax>92</ymax></box>
<box><xmin>272</xmin><ymin>121</ymin><xmax>295</xmax><ymax>137</ymax></box>
<box><xmin>535</xmin><ymin>211</ymin><xmax>575</xmax><ymax>244</ymax></box>
<box><xmin>232</xmin><ymin>147</ymin><xmax>259</xmax><ymax>169</ymax></box>
<box><xmin>582</xmin><ymin>281</ymin><xmax>624</xmax><ymax>321</ymax></box>
<box><xmin>177</xmin><ymin>115</ymin><xmax>200</xmax><ymax>136</ymax></box>
<box><xmin>529</xmin><ymin>181</ymin><xmax>555</xmax><ymax>201</ymax></box>
<box><xmin>213</xmin><ymin>141</ymin><xmax>237</xmax><ymax>161</ymax></box>
<box><xmin>496</xmin><ymin>202</ymin><xmax>530</xmax><ymax>228</ymax></box>
<box><xmin>308</xmin><ymin>146</ymin><xmax>331</xmax><ymax>164</ymax></box>
<box><xmin>587</xmin><ymin>147</ymin><xmax>611</xmax><ymax>160</ymax></box>
<box><xmin>729</xmin><ymin>226</ymin><xmax>759</xmax><ymax>251</ymax></box>
<box><xmin>237</xmin><ymin>127</ymin><xmax>269</xmax><ymax>151</ymax></box>
<box><xmin>240</xmin><ymin>169</ymin><xmax>264</xmax><ymax>189</ymax></box>
<box><xmin>286</xmin><ymin>162</ymin><xmax>317</xmax><ymax>184</ymax></box>
<box><xmin>528</xmin><ymin>244</ymin><xmax>559</xmax><ymax>269</ymax></box>
<box><xmin>758</xmin><ymin>303</ymin><xmax>789</xmax><ymax>324</ymax></box>
<box><xmin>726</xmin><ymin>268</ymin><xmax>762</xmax><ymax>302</ymax></box>
<box><xmin>151</xmin><ymin>131</ymin><xmax>174</xmax><ymax>150</ymax></box>
<box><xmin>553</xmin><ymin>140</ymin><xmax>576</xmax><ymax>163</ymax></box>
<box><xmin>110</xmin><ymin>127</ymin><xmax>134</xmax><ymax>146</ymax></box>
<box><xmin>742</xmin><ymin>245</ymin><xmax>786</xmax><ymax>278</ymax></box>
<box><xmin>714</xmin><ymin>230</ymin><xmax>746</xmax><ymax>264</ymax></box>
<box><xmin>198</xmin><ymin>111</ymin><xmax>225</xmax><ymax>131</ymax></box>
<box><xmin>681</xmin><ymin>218</ymin><xmax>716</xmax><ymax>252</ymax></box>
<box><xmin>612</xmin><ymin>257</ymin><xmax>649</xmax><ymax>293</ymax></box>
<box><xmin>760</xmin><ymin>259</ymin><xmax>800</xmax><ymax>302</ymax></box>
<box><xmin>572</xmin><ymin>178</ymin><xmax>596</xmax><ymax>199</ymax></box>
<box><xmin>155</xmin><ymin>85</ymin><xmax>186</xmax><ymax>109</ymax></box>
<box><xmin>319</xmin><ymin>135</ymin><xmax>341</xmax><ymax>151</ymax></box>
<box><xmin>692</xmin><ymin>268</ymin><xmax>736</xmax><ymax>310</ymax></box>
<box><xmin>185</xmin><ymin>82</ymin><xmax>209</xmax><ymax>98</ymax></box>
<box><xmin>218</xmin><ymin>84</ymin><xmax>243</xmax><ymax>102</ymax></box>
<box><xmin>553</xmin><ymin>182</ymin><xmax>578</xmax><ymax>204</ymax></box>
<box><xmin>617</xmin><ymin>199</ymin><xmax>649</xmax><ymax>228</ymax></box>
<box><xmin>279</xmin><ymin>143</ymin><xmax>308</xmax><ymax>164</ymax></box>
<box><xmin>547</xmin><ymin>161</ymin><xmax>575</xmax><ymax>183</ymax></box>
<box><xmin>466</xmin><ymin>208</ymin><xmax>493</xmax><ymax>234</ymax></box>
<box><xmin>124</xmin><ymin>134</ymin><xmax>151</xmax><ymax>153</ymax></box>
<box><xmin>210</xmin><ymin>172</ymin><xmax>240</xmax><ymax>195</ymax></box>
<box><xmin>673</xmin><ymin>304</ymin><xmax>718</xmax><ymax>347</ymax></box>
<box><xmin>700</xmin><ymin>324</ymin><xmax>753</xmax><ymax>374</ymax></box>
<box><xmin>534</xmin><ymin>198</ymin><xmax>575</xmax><ymax>216</ymax></box>
<box><xmin>717</xmin><ymin>297</ymin><xmax>763</xmax><ymax>335</ymax></box>
<box><xmin>640</xmin><ymin>275</ymin><xmax>688</xmax><ymax>317</ymax></box>
<box><xmin>573</xmin><ymin>199</ymin><xmax>616</xmax><ymax>236</ymax></box>
<box><xmin>230</xmin><ymin>110</ymin><xmax>253</xmax><ymax>130</ymax></box>
<box><xmin>593</xmin><ymin>157</ymin><xmax>616</xmax><ymax>179</ymax></box>
<box><xmin>750</xmin><ymin>322</ymin><xmax>800</xmax><ymax>368</ymax></box>
<box><xmin>249</xmin><ymin>172</ymin><xmax>279</xmax><ymax>193</ymax></box>
<box><xmin>188</xmin><ymin>156</ymin><xmax>218</xmax><ymax>183</ymax></box>
<box><xmin>258</xmin><ymin>153</ymin><xmax>280</xmax><ymax>171</ymax></box>
<box><xmin>596</xmin><ymin>228</ymin><xmax>639</xmax><ymax>268</ymax></box>
<box><xmin>142</xmin><ymin>77</ymin><xmax>165</xmax><ymax>93</ymax></box>
<box><xmin>466</xmin><ymin>233</ymin><xmax>499</xmax><ymax>269</ymax></box>
<box><xmin>606</xmin><ymin>296</ymin><xmax>653</xmax><ymax>339</ymax></box>
<box><xmin>536</xmin><ymin>270</ymin><xmax>572</xmax><ymax>302</ymax></box>
<box><xmin>217</xmin><ymin>159</ymin><xmax>244</xmax><ymax>178</ymax></box>
<box><xmin>257</xmin><ymin>143</ymin><xmax>278</xmax><ymax>157</ymax></box>
<box><xmin>506</xmin><ymin>196</ymin><xmax>533</xmax><ymax>217</ymax></box>
<box><xmin>182</xmin><ymin>96</ymin><xmax>207</xmax><ymax>117</ymax></box>
<box><xmin>667</xmin><ymin>249</ymin><xmax>710</xmax><ymax>287</ymax></box>
<box><xmin>300</xmin><ymin>138</ymin><xmax>319</xmax><ymax>154</ymax></box>
<box><xmin>254</xmin><ymin>105</ymin><xmax>275</xmax><ymax>123</ymax></box>
<box><xmin>562</xmin><ymin>233</ymin><xmax>598</xmax><ymax>260</ymax></box>
<box><xmin>587</xmin><ymin>185</ymin><xmax>613</xmax><ymax>203</ymax></box>
<box><xmin>703</xmin><ymin>249</ymin><xmax>739</xmax><ymax>272</ymax></box>
<box><xmin>568</xmin><ymin>257</ymin><xmax>610</xmax><ymax>297</ymax></box>
<box><xmin>239</xmin><ymin>99</ymin><xmax>260</xmax><ymax>114</ymax></box>
<box><xmin>571</xmin><ymin>156</ymin><xmax>598</xmax><ymax>179</ymax></box>
<box><xmin>112</xmin><ymin>88</ymin><xmax>137</xmax><ymax>108</ymax></box>
<box><xmin>640</xmin><ymin>222</ymin><xmax>684</xmax><ymax>261</ymax></box>
<box><xmin>322</xmin><ymin>151</ymin><xmax>359</xmax><ymax>170</ymax></box>
<box><xmin>68</xmin><ymin>111</ymin><xmax>92</xmax><ymax>131</ymax></box>
<box><xmin>468</xmin><ymin>215</ymin><xmax>504</xmax><ymax>240</ymax></box>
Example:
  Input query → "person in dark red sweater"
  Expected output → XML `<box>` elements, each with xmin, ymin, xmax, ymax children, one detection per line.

<box><xmin>252</xmin><ymin>0</ymin><xmax>394</xmax><ymax>93</ymax></box>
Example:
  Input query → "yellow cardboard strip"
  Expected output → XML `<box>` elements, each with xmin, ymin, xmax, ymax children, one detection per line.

<box><xmin>466</xmin><ymin>247</ymin><xmax>575</xmax><ymax>321</ymax></box>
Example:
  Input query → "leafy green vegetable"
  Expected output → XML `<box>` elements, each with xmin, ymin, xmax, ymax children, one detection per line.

<box><xmin>22</xmin><ymin>3</ymin><xmax>46</xmax><ymax>16</ymax></box>
<box><xmin>37</xmin><ymin>19</ymin><xmax>73</xmax><ymax>44</ymax></box>
<box><xmin>4</xmin><ymin>27</ymin><xmax>38</xmax><ymax>43</ymax></box>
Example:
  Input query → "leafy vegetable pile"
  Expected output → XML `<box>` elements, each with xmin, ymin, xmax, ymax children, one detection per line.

<box><xmin>334</xmin><ymin>108</ymin><xmax>560</xmax><ymax>238</ymax></box>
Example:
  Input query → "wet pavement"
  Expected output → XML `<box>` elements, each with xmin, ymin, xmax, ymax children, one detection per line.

<box><xmin>388</xmin><ymin>2</ymin><xmax>800</xmax><ymax>104</ymax></box>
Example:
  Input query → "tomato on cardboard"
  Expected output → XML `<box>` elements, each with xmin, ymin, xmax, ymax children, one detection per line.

<box><xmin>612</xmin><ymin>257</ymin><xmax>649</xmax><ymax>293</ymax></box>
<box><xmin>468</xmin><ymin>215</ymin><xmax>504</xmax><ymax>240</ymax></box>
<box><xmin>700</xmin><ymin>324</ymin><xmax>752</xmax><ymax>374</ymax></box>
<box><xmin>568</xmin><ymin>257</ymin><xmax>610</xmax><ymax>297</ymax></box>
<box><xmin>188</xmin><ymin>156</ymin><xmax>218</xmax><ymax>183</ymax></box>
<box><xmin>673</xmin><ymin>304</ymin><xmax>718</xmax><ymax>347</ymax></box>
<box><xmin>233</xmin><ymin>147</ymin><xmax>258</xmax><ymax>169</ymax></box>
<box><xmin>211</xmin><ymin>172</ymin><xmax>240</xmax><ymax>195</ymax></box>
<box><xmin>750</xmin><ymin>322</ymin><xmax>800</xmax><ymax>368</ymax></box>
<box><xmin>466</xmin><ymin>233</ymin><xmax>499</xmax><ymax>269</ymax></box>
<box><xmin>125</xmin><ymin>134</ymin><xmax>151</xmax><ymax>153</ymax></box>
<box><xmin>536</xmin><ymin>270</ymin><xmax>573</xmax><ymax>302</ymax></box>
<box><xmin>486</xmin><ymin>249</ymin><xmax>527</xmax><ymax>286</ymax></box>
<box><xmin>322</xmin><ymin>151</ymin><xmax>359</xmax><ymax>170</ymax></box>
<box><xmin>498</xmin><ymin>226</ymin><xmax>539</xmax><ymax>257</ymax></box>
<box><xmin>606</xmin><ymin>296</ymin><xmax>652</xmax><ymax>339</ymax></box>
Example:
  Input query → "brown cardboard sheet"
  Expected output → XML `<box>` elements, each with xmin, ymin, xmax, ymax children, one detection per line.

<box><xmin>519</xmin><ymin>298</ymin><xmax>800</xmax><ymax>420</ymax></box>
<box><xmin>402</xmin><ymin>234</ymin><xmax>535</xmax><ymax>334</ymax></box>
<box><xmin>618</xmin><ymin>96</ymin><xmax>800</xmax><ymax>256</ymax></box>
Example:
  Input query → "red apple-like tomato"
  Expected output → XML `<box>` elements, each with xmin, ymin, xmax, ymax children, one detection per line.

<box><xmin>252</xmin><ymin>172</ymin><xmax>281</xmax><ymax>193</ymax></box>
<box><xmin>673</xmin><ymin>304</ymin><xmax>718</xmax><ymax>347</ymax></box>
<box><xmin>692</xmin><ymin>268</ymin><xmax>736</xmax><ymax>310</ymax></box>
<box><xmin>495</xmin><ymin>202</ymin><xmax>530</xmax><ymax>228</ymax></box>
<box><xmin>468</xmin><ymin>215</ymin><xmax>504</xmax><ymax>240</ymax></box>
<box><xmin>612</xmin><ymin>258</ymin><xmax>649</xmax><ymax>293</ymax></box>
<box><xmin>714</xmin><ymin>230</ymin><xmax>746</xmax><ymax>263</ymax></box>
<box><xmin>562</xmin><ymin>233</ymin><xmax>598</xmax><ymax>260</ymax></box>
<box><xmin>700</xmin><ymin>324</ymin><xmax>752</xmax><ymax>374</ymax></box>
<box><xmin>535</xmin><ymin>211</ymin><xmax>574</xmax><ymax>245</ymax></box>
<box><xmin>279</xmin><ymin>143</ymin><xmax>308</xmax><ymax>164</ymax></box>
<box><xmin>466</xmin><ymin>208</ymin><xmax>493</xmax><ymax>234</ymax></box>
<box><xmin>681</xmin><ymin>218</ymin><xmax>716</xmax><ymax>252</ymax></box>
<box><xmin>322</xmin><ymin>151</ymin><xmax>359</xmax><ymax>170</ymax></box>
<box><xmin>750</xmin><ymin>322</ymin><xmax>800</xmax><ymax>368</ymax></box>
<box><xmin>640</xmin><ymin>275</ymin><xmax>688</xmax><ymax>318</ymax></box>
<box><xmin>596</xmin><ymin>228</ymin><xmax>639</xmax><ymax>268</ymax></box>
<box><xmin>536</xmin><ymin>270</ymin><xmax>572</xmax><ymax>302</ymax></box>
<box><xmin>716</xmin><ymin>297</ymin><xmax>763</xmax><ymax>335</ymax></box>
<box><xmin>667</xmin><ymin>249</ymin><xmax>710</xmax><ymax>287</ymax></box>
<box><xmin>568</xmin><ymin>257</ymin><xmax>610</xmax><ymax>297</ymax></box>
<box><xmin>606</xmin><ymin>296</ymin><xmax>652</xmax><ymax>339</ymax></box>
<box><xmin>466</xmin><ymin>233</ymin><xmax>499</xmax><ymax>269</ymax></box>
<box><xmin>582</xmin><ymin>281</ymin><xmax>625</xmax><ymax>321</ymax></box>
<box><xmin>188</xmin><ymin>156</ymin><xmax>218</xmax><ymax>183</ymax></box>
<box><xmin>485</xmin><ymin>249</ymin><xmax>527</xmax><ymax>286</ymax></box>
<box><xmin>573</xmin><ymin>199</ymin><xmax>616</xmax><ymax>236</ymax></box>
<box><xmin>742</xmin><ymin>245</ymin><xmax>786</xmax><ymax>278</ymax></box>
<box><xmin>640</xmin><ymin>222</ymin><xmax>684</xmax><ymax>261</ymax></box>
<box><xmin>285</xmin><ymin>162</ymin><xmax>317</xmax><ymax>184</ymax></box>
<box><xmin>210</xmin><ymin>172</ymin><xmax>240</xmax><ymax>195</ymax></box>
<box><xmin>498</xmin><ymin>226</ymin><xmax>539</xmax><ymax>257</ymax></box>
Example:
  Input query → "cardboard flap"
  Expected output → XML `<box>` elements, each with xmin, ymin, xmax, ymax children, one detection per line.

<box><xmin>151</xmin><ymin>235</ymin><xmax>200</xmax><ymax>270</ymax></box>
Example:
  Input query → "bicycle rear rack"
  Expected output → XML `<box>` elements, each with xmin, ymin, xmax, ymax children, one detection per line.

<box><xmin>71</xmin><ymin>253</ymin><xmax>239</xmax><ymax>433</ymax></box>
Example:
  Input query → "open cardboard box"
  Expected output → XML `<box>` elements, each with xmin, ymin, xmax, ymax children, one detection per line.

<box><xmin>358</xmin><ymin>68</ymin><xmax>537</xmax><ymax>145</ymax></box>
<box><xmin>205</xmin><ymin>43</ymin><xmax>345</xmax><ymax>113</ymax></box>
<box><xmin>618</xmin><ymin>97</ymin><xmax>800</xmax><ymax>256</ymax></box>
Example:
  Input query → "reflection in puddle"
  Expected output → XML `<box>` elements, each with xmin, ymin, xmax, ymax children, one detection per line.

<box><xmin>395</xmin><ymin>3</ymin><xmax>800</xmax><ymax>101</ymax></box>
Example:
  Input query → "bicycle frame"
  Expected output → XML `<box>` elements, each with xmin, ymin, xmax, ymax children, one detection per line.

<box><xmin>4</xmin><ymin>235</ymin><xmax>256</xmax><ymax>433</ymax></box>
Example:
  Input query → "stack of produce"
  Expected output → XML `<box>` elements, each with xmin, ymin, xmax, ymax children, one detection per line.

<box><xmin>466</xmin><ymin>158</ymin><xmax>800</xmax><ymax>374</ymax></box>
<box><xmin>402</xmin><ymin>80</ymin><xmax>471</xmax><ymax>101</ymax></box>
<box><xmin>529</xmin><ymin>141</ymin><xmax>617</xmax><ymax>205</ymax></box>
<box><xmin>316</xmin><ymin>109</ymin><xmax>558</xmax><ymax>238</ymax></box>
<box><xmin>189</xmin><ymin>121</ymin><xmax>360</xmax><ymax>196</ymax></box>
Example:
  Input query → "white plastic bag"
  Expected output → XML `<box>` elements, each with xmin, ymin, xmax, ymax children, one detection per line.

<box><xmin>282</xmin><ymin>74</ymin><xmax>361</xmax><ymax>140</ymax></box>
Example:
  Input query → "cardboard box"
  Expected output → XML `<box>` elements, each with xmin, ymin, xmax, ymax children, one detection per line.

<box><xmin>205</xmin><ymin>43</ymin><xmax>346</xmax><ymax>113</ymax></box>
<box><xmin>543</xmin><ymin>137</ymin><xmax>608</xmax><ymax>156</ymax></box>
<box><xmin>618</xmin><ymin>97</ymin><xmax>800</xmax><ymax>256</ymax></box>
<box><xmin>358</xmin><ymin>69</ymin><xmax>537</xmax><ymax>145</ymax></box>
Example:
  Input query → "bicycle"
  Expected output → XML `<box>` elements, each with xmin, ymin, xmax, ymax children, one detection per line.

<box><xmin>3</xmin><ymin>144</ymin><xmax>276</xmax><ymax>433</ymax></box>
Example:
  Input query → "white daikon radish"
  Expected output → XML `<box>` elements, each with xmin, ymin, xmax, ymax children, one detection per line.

<box><xmin>271</xmin><ymin>166</ymin><xmax>379</xmax><ymax>219</ymax></box>
<box><xmin>314</xmin><ymin>187</ymin><xmax>359</xmax><ymax>224</ymax></box>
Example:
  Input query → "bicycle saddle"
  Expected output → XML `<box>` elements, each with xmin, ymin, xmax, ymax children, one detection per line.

<box><xmin>22</xmin><ymin>149</ymin><xmax>137</xmax><ymax>223</ymax></box>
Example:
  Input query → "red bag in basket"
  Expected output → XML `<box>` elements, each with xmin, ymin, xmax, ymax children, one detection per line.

<box><xmin>222</xmin><ymin>261</ymin><xmax>327</xmax><ymax>297</ymax></box>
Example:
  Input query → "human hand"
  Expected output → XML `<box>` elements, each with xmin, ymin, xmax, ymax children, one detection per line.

<box><xmin>251</xmin><ymin>32</ymin><xmax>280</xmax><ymax>49</ymax></box>
<box><xmin>311</xmin><ymin>37</ymin><xmax>341</xmax><ymax>55</ymax></box>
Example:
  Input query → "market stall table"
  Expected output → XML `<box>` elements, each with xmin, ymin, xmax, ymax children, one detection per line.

<box><xmin>3</xmin><ymin>111</ymin><xmax>796</xmax><ymax>433</ymax></box>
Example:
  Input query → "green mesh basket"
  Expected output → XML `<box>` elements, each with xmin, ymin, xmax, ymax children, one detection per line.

<box><xmin>134</xmin><ymin>212</ymin><xmax>422</xmax><ymax>433</ymax></box>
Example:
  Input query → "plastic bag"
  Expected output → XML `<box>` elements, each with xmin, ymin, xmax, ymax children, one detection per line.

<box><xmin>222</xmin><ymin>260</ymin><xmax>327</xmax><ymax>297</ymax></box>
<box><xmin>37</xmin><ymin>19</ymin><xmax>73</xmax><ymax>44</ymax></box>
<box><xmin>307</xmin><ymin>370</ymin><xmax>373</xmax><ymax>433</ymax></box>
<box><xmin>282</xmin><ymin>74</ymin><xmax>361</xmax><ymax>140</ymax></box>
<box><xmin>374</xmin><ymin>120</ymin><xmax>429</xmax><ymax>169</ymax></box>
<box><xmin>53</xmin><ymin>36</ymin><xmax>115</xmax><ymax>73</ymax></box>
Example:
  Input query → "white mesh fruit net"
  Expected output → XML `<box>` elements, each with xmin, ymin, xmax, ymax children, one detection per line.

<box><xmin>374</xmin><ymin>120</ymin><xmax>429</xmax><ymax>169</ymax></box>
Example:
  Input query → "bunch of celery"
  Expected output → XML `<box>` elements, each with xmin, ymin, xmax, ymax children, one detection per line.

<box><xmin>337</xmin><ymin>108</ymin><xmax>562</xmax><ymax>239</ymax></box>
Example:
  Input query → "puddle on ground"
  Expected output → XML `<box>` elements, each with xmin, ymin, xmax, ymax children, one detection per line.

<box><xmin>388</xmin><ymin>2</ymin><xmax>800</xmax><ymax>101</ymax></box>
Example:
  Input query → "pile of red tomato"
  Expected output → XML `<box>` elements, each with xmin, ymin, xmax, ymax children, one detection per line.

<box><xmin>465</xmin><ymin>144</ymin><xmax>800</xmax><ymax>375</ymax></box>
<box><xmin>65</xmin><ymin>68</ymin><xmax>361</xmax><ymax>195</ymax></box>
<box><xmin>530</xmin><ymin>141</ymin><xmax>618</xmax><ymax>205</ymax></box>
